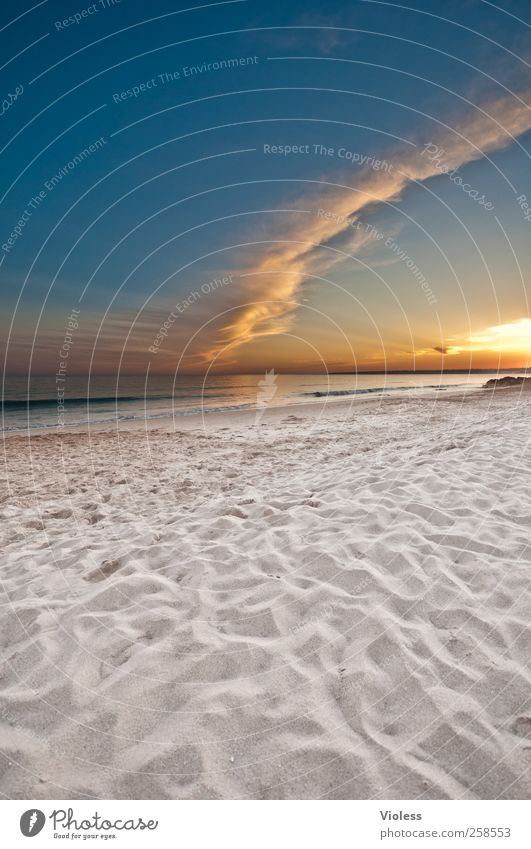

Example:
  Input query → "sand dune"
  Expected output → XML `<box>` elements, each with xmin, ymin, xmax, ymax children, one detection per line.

<box><xmin>0</xmin><ymin>391</ymin><xmax>530</xmax><ymax>799</ymax></box>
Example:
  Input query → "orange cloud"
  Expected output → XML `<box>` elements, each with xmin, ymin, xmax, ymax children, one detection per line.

<box><xmin>199</xmin><ymin>87</ymin><xmax>531</xmax><ymax>367</ymax></box>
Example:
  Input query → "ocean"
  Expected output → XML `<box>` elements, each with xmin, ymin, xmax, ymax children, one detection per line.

<box><xmin>1</xmin><ymin>371</ymin><xmax>522</xmax><ymax>433</ymax></box>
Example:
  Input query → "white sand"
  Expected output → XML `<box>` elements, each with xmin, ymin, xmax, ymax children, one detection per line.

<box><xmin>0</xmin><ymin>390</ymin><xmax>530</xmax><ymax>799</ymax></box>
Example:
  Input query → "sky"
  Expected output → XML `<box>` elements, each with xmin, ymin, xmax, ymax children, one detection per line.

<box><xmin>1</xmin><ymin>0</ymin><xmax>531</xmax><ymax>377</ymax></box>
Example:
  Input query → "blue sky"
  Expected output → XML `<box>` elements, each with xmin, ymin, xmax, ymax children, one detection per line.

<box><xmin>2</xmin><ymin>0</ymin><xmax>531</xmax><ymax>374</ymax></box>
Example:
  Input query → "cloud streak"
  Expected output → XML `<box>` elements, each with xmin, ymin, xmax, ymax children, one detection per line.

<box><xmin>24</xmin><ymin>87</ymin><xmax>529</xmax><ymax>376</ymax></box>
<box><xmin>198</xmin><ymin>87</ymin><xmax>531</xmax><ymax>367</ymax></box>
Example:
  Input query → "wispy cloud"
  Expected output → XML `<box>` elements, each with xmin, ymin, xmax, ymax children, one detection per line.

<box><xmin>24</xmin><ymin>87</ymin><xmax>530</xmax><ymax>376</ymax></box>
<box><xmin>198</xmin><ymin>87</ymin><xmax>531</xmax><ymax>367</ymax></box>
<box><xmin>256</xmin><ymin>12</ymin><xmax>361</xmax><ymax>56</ymax></box>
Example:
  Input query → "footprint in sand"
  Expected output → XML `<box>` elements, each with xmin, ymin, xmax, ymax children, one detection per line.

<box><xmin>84</xmin><ymin>559</ymin><xmax>121</xmax><ymax>582</ymax></box>
<box><xmin>46</xmin><ymin>508</ymin><xmax>73</xmax><ymax>519</ymax></box>
<box><xmin>513</xmin><ymin>716</ymin><xmax>531</xmax><ymax>738</ymax></box>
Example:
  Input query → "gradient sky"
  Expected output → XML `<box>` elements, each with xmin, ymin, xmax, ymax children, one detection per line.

<box><xmin>1</xmin><ymin>0</ymin><xmax>531</xmax><ymax>377</ymax></box>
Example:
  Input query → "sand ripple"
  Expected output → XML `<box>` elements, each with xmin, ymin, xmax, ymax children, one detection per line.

<box><xmin>0</xmin><ymin>394</ymin><xmax>530</xmax><ymax>798</ymax></box>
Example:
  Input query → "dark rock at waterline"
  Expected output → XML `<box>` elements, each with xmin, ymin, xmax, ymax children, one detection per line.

<box><xmin>483</xmin><ymin>375</ymin><xmax>531</xmax><ymax>389</ymax></box>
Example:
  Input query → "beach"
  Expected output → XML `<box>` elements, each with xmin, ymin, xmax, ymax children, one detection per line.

<box><xmin>1</xmin><ymin>388</ymin><xmax>530</xmax><ymax>800</ymax></box>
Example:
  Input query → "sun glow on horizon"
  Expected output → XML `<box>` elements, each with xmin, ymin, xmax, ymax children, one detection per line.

<box><xmin>431</xmin><ymin>318</ymin><xmax>531</xmax><ymax>361</ymax></box>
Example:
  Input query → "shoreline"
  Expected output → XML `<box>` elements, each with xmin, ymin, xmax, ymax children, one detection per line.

<box><xmin>2</xmin><ymin>383</ymin><xmax>525</xmax><ymax>440</ymax></box>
